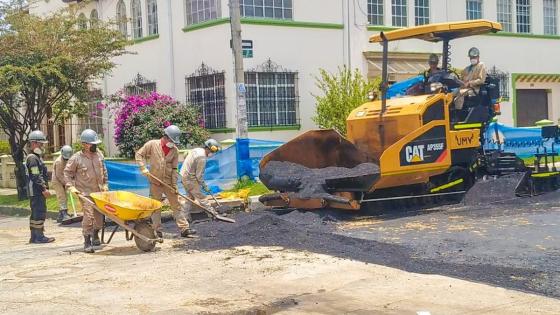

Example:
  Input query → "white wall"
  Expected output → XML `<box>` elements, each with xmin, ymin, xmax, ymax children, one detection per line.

<box><xmin>28</xmin><ymin>0</ymin><xmax>560</xmax><ymax>154</ymax></box>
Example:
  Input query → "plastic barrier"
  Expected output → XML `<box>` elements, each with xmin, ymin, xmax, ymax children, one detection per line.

<box><xmin>106</xmin><ymin>139</ymin><xmax>283</xmax><ymax>196</ymax></box>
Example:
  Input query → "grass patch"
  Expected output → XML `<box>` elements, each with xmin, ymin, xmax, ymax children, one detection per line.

<box><xmin>226</xmin><ymin>177</ymin><xmax>270</xmax><ymax>197</ymax></box>
<box><xmin>0</xmin><ymin>194</ymin><xmax>61</xmax><ymax>211</ymax></box>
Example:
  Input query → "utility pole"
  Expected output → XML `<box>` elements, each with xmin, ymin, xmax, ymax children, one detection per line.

<box><xmin>229</xmin><ymin>0</ymin><xmax>248</xmax><ymax>138</ymax></box>
<box><xmin>229</xmin><ymin>0</ymin><xmax>251</xmax><ymax>179</ymax></box>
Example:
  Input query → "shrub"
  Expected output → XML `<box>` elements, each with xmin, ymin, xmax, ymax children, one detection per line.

<box><xmin>0</xmin><ymin>140</ymin><xmax>11</xmax><ymax>155</ymax></box>
<box><xmin>312</xmin><ymin>66</ymin><xmax>379</xmax><ymax>136</ymax></box>
<box><xmin>108</xmin><ymin>92</ymin><xmax>209</xmax><ymax>158</ymax></box>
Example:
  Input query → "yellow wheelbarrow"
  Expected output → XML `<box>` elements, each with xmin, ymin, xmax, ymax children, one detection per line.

<box><xmin>77</xmin><ymin>191</ymin><xmax>164</xmax><ymax>252</ymax></box>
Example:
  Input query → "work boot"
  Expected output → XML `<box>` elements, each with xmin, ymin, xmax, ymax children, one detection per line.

<box><xmin>32</xmin><ymin>229</ymin><xmax>55</xmax><ymax>244</ymax></box>
<box><xmin>57</xmin><ymin>210</ymin><xmax>71</xmax><ymax>223</ymax></box>
<box><xmin>92</xmin><ymin>230</ymin><xmax>101</xmax><ymax>246</ymax></box>
<box><xmin>84</xmin><ymin>235</ymin><xmax>95</xmax><ymax>253</ymax></box>
<box><xmin>29</xmin><ymin>228</ymin><xmax>36</xmax><ymax>243</ymax></box>
<box><xmin>180</xmin><ymin>228</ymin><xmax>197</xmax><ymax>238</ymax></box>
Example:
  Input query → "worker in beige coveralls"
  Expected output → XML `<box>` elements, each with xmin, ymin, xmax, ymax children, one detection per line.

<box><xmin>455</xmin><ymin>47</ymin><xmax>487</xmax><ymax>110</ymax></box>
<box><xmin>180</xmin><ymin>139</ymin><xmax>221</xmax><ymax>215</ymax></box>
<box><xmin>53</xmin><ymin>145</ymin><xmax>73</xmax><ymax>223</ymax></box>
<box><xmin>136</xmin><ymin>125</ymin><xmax>195</xmax><ymax>238</ymax></box>
<box><xmin>64</xmin><ymin>129</ymin><xmax>108</xmax><ymax>253</ymax></box>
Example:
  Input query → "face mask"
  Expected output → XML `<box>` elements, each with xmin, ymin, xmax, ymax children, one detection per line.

<box><xmin>33</xmin><ymin>148</ymin><xmax>43</xmax><ymax>155</ymax></box>
<box><xmin>89</xmin><ymin>144</ymin><xmax>97</xmax><ymax>153</ymax></box>
<box><xmin>166</xmin><ymin>142</ymin><xmax>175</xmax><ymax>149</ymax></box>
<box><xmin>470</xmin><ymin>59</ymin><xmax>478</xmax><ymax>66</ymax></box>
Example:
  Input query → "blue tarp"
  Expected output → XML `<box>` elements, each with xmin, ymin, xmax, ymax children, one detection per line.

<box><xmin>483</xmin><ymin>122</ymin><xmax>559</xmax><ymax>158</ymax></box>
<box><xmin>106</xmin><ymin>139</ymin><xmax>283</xmax><ymax>196</ymax></box>
<box><xmin>107</xmin><ymin>125</ymin><xmax>558</xmax><ymax>197</ymax></box>
<box><xmin>387</xmin><ymin>75</ymin><xmax>424</xmax><ymax>98</ymax></box>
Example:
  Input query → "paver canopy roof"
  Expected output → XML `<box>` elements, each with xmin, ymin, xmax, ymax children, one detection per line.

<box><xmin>369</xmin><ymin>20</ymin><xmax>502</xmax><ymax>43</ymax></box>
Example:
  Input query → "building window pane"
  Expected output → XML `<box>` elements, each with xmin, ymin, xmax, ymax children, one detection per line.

<box><xmin>185</xmin><ymin>0</ymin><xmax>221</xmax><ymax>25</ymax></box>
<box><xmin>368</xmin><ymin>0</ymin><xmax>384</xmax><ymax>25</ymax></box>
<box><xmin>116</xmin><ymin>0</ymin><xmax>128</xmax><ymax>37</ymax></box>
<box><xmin>186</xmin><ymin>65</ymin><xmax>226</xmax><ymax>129</ymax></box>
<box><xmin>131</xmin><ymin>0</ymin><xmax>143</xmax><ymax>39</ymax></box>
<box><xmin>240</xmin><ymin>0</ymin><xmax>292</xmax><ymax>19</ymax></box>
<box><xmin>90</xmin><ymin>9</ymin><xmax>99</xmax><ymax>28</ymax></box>
<box><xmin>414</xmin><ymin>0</ymin><xmax>429</xmax><ymax>25</ymax></box>
<box><xmin>544</xmin><ymin>0</ymin><xmax>557</xmax><ymax>35</ymax></box>
<box><xmin>516</xmin><ymin>0</ymin><xmax>531</xmax><ymax>33</ymax></box>
<box><xmin>78</xmin><ymin>13</ymin><xmax>87</xmax><ymax>30</ymax></box>
<box><xmin>466</xmin><ymin>0</ymin><xmax>483</xmax><ymax>20</ymax></box>
<box><xmin>497</xmin><ymin>0</ymin><xmax>512</xmax><ymax>32</ymax></box>
<box><xmin>146</xmin><ymin>0</ymin><xmax>158</xmax><ymax>35</ymax></box>
<box><xmin>392</xmin><ymin>0</ymin><xmax>408</xmax><ymax>27</ymax></box>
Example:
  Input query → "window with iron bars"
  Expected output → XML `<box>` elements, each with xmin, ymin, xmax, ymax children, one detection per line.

<box><xmin>392</xmin><ymin>0</ymin><xmax>408</xmax><ymax>27</ymax></box>
<box><xmin>78</xmin><ymin>13</ymin><xmax>87</xmax><ymax>30</ymax></box>
<box><xmin>185</xmin><ymin>64</ymin><xmax>226</xmax><ymax>129</ymax></box>
<box><xmin>367</xmin><ymin>0</ymin><xmax>384</xmax><ymax>25</ymax></box>
<box><xmin>488</xmin><ymin>66</ymin><xmax>510</xmax><ymax>101</ymax></box>
<box><xmin>125</xmin><ymin>74</ymin><xmax>157</xmax><ymax>95</ymax></box>
<box><xmin>414</xmin><ymin>0</ymin><xmax>430</xmax><ymax>26</ymax></box>
<box><xmin>466</xmin><ymin>0</ymin><xmax>483</xmax><ymax>20</ymax></box>
<box><xmin>80</xmin><ymin>89</ymin><xmax>104</xmax><ymax>137</ymax></box>
<box><xmin>244</xmin><ymin>59</ymin><xmax>299</xmax><ymax>127</ymax></box>
<box><xmin>516</xmin><ymin>0</ymin><xmax>531</xmax><ymax>33</ymax></box>
<box><xmin>116</xmin><ymin>0</ymin><xmax>128</xmax><ymax>37</ymax></box>
<box><xmin>147</xmin><ymin>0</ymin><xmax>159</xmax><ymax>35</ymax></box>
<box><xmin>544</xmin><ymin>0</ymin><xmax>557</xmax><ymax>35</ymax></box>
<box><xmin>185</xmin><ymin>0</ymin><xmax>221</xmax><ymax>25</ymax></box>
<box><xmin>131</xmin><ymin>0</ymin><xmax>143</xmax><ymax>39</ymax></box>
<box><xmin>240</xmin><ymin>0</ymin><xmax>293</xmax><ymax>19</ymax></box>
<box><xmin>497</xmin><ymin>0</ymin><xmax>513</xmax><ymax>32</ymax></box>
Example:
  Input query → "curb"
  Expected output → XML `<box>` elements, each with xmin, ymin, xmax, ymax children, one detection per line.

<box><xmin>0</xmin><ymin>206</ymin><xmax>59</xmax><ymax>220</ymax></box>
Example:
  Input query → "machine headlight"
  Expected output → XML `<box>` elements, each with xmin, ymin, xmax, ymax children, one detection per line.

<box><xmin>430</xmin><ymin>82</ymin><xmax>443</xmax><ymax>92</ymax></box>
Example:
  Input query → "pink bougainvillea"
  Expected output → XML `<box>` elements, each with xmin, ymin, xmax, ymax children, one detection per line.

<box><xmin>108</xmin><ymin>91</ymin><xmax>209</xmax><ymax>158</ymax></box>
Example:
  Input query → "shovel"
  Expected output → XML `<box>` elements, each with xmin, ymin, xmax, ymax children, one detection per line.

<box><xmin>61</xmin><ymin>190</ymin><xmax>83</xmax><ymax>225</ymax></box>
<box><xmin>189</xmin><ymin>175</ymin><xmax>233</xmax><ymax>214</ymax></box>
<box><xmin>147</xmin><ymin>173</ymin><xmax>235</xmax><ymax>223</ymax></box>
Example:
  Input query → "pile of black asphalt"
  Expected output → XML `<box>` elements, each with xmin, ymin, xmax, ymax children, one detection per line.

<box><xmin>184</xmin><ymin>174</ymin><xmax>560</xmax><ymax>299</ymax></box>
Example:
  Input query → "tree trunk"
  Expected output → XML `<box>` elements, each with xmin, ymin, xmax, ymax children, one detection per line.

<box><xmin>9</xmin><ymin>136</ymin><xmax>27</xmax><ymax>200</ymax></box>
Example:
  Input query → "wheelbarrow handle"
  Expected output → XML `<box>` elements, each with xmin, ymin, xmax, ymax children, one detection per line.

<box><xmin>147</xmin><ymin>173</ymin><xmax>235</xmax><ymax>223</ymax></box>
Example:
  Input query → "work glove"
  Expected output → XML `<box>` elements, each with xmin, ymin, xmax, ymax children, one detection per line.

<box><xmin>69</xmin><ymin>186</ymin><xmax>81</xmax><ymax>195</ymax></box>
<box><xmin>140</xmin><ymin>167</ymin><xmax>150</xmax><ymax>176</ymax></box>
<box><xmin>42</xmin><ymin>190</ymin><xmax>51</xmax><ymax>198</ymax></box>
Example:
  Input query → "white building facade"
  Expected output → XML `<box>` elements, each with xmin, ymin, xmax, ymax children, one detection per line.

<box><xmin>29</xmin><ymin>0</ymin><xmax>560</xmax><ymax>156</ymax></box>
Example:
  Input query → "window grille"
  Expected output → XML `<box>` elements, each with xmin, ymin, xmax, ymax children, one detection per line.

<box><xmin>125</xmin><ymin>74</ymin><xmax>157</xmax><ymax>95</ymax></box>
<box><xmin>244</xmin><ymin>59</ymin><xmax>299</xmax><ymax>127</ymax></box>
<box><xmin>392</xmin><ymin>0</ymin><xmax>408</xmax><ymax>27</ymax></box>
<box><xmin>185</xmin><ymin>0</ymin><xmax>220</xmax><ymax>25</ymax></box>
<box><xmin>186</xmin><ymin>63</ymin><xmax>227</xmax><ymax>129</ymax></box>
<box><xmin>147</xmin><ymin>0</ymin><xmax>159</xmax><ymax>35</ymax></box>
<box><xmin>367</xmin><ymin>0</ymin><xmax>384</xmax><ymax>25</ymax></box>
<box><xmin>466</xmin><ymin>0</ymin><xmax>483</xmax><ymax>20</ymax></box>
<box><xmin>516</xmin><ymin>0</ymin><xmax>531</xmax><ymax>33</ymax></box>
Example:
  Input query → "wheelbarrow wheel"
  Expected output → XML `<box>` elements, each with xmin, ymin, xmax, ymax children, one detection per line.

<box><xmin>133</xmin><ymin>222</ymin><xmax>156</xmax><ymax>252</ymax></box>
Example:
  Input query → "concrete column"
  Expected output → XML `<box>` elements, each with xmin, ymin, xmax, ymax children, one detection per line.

<box><xmin>1</xmin><ymin>155</ymin><xmax>11</xmax><ymax>188</ymax></box>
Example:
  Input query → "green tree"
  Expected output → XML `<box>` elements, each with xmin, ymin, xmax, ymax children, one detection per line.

<box><xmin>312</xmin><ymin>66</ymin><xmax>379</xmax><ymax>136</ymax></box>
<box><xmin>0</xmin><ymin>6</ymin><xmax>128</xmax><ymax>199</ymax></box>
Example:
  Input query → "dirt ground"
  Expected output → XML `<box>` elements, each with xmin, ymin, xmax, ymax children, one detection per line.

<box><xmin>1</xmin><ymin>215</ymin><xmax>560</xmax><ymax>314</ymax></box>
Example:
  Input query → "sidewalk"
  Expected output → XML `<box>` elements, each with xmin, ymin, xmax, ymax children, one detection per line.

<box><xmin>0</xmin><ymin>188</ymin><xmax>56</xmax><ymax>196</ymax></box>
<box><xmin>0</xmin><ymin>188</ymin><xmax>17</xmax><ymax>196</ymax></box>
